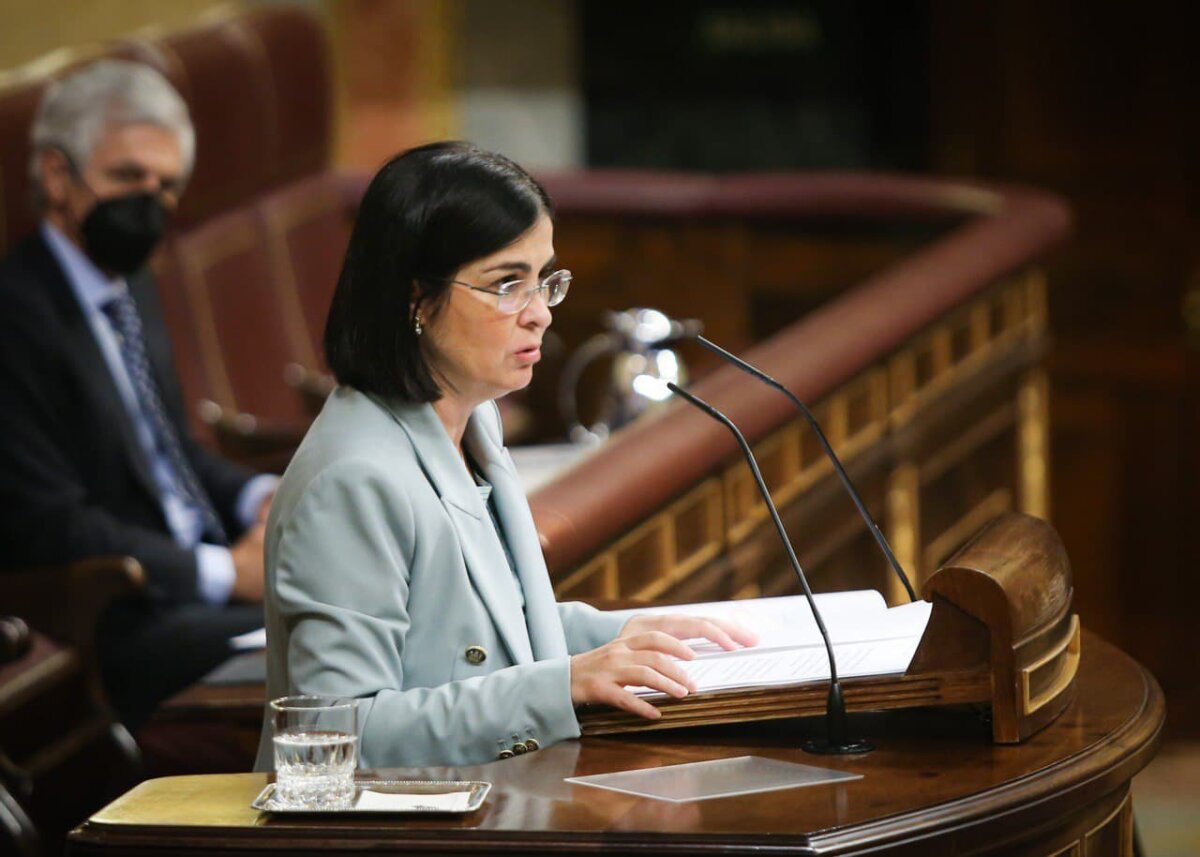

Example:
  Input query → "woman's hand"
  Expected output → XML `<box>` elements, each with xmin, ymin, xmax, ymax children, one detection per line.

<box><xmin>569</xmin><ymin>614</ymin><xmax>759</xmax><ymax>720</ymax></box>
<box><xmin>569</xmin><ymin>631</ymin><xmax>699</xmax><ymax>720</ymax></box>
<box><xmin>617</xmin><ymin>613</ymin><xmax>759</xmax><ymax>652</ymax></box>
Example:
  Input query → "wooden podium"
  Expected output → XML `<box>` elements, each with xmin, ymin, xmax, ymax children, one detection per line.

<box><xmin>67</xmin><ymin>631</ymin><xmax>1160</xmax><ymax>856</ymax></box>
<box><xmin>581</xmin><ymin>512</ymin><xmax>1082</xmax><ymax>745</ymax></box>
<box><xmin>71</xmin><ymin>513</ymin><xmax>1161</xmax><ymax>855</ymax></box>
<box><xmin>153</xmin><ymin>514</ymin><xmax>1085</xmax><ymax>754</ymax></box>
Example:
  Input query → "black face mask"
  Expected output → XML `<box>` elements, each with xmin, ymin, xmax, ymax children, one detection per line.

<box><xmin>80</xmin><ymin>192</ymin><xmax>168</xmax><ymax>275</ymax></box>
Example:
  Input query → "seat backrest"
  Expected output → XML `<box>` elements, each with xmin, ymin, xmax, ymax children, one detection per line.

<box><xmin>258</xmin><ymin>172</ymin><xmax>357</xmax><ymax>370</ymax></box>
<box><xmin>0</xmin><ymin>5</ymin><xmax>332</xmax><ymax>256</ymax></box>
<box><xmin>150</xmin><ymin>242</ymin><xmax>220</xmax><ymax>443</ymax></box>
<box><xmin>171</xmin><ymin>206</ymin><xmax>311</xmax><ymax>426</ymax></box>
<box><xmin>0</xmin><ymin>630</ymin><xmax>140</xmax><ymax>856</ymax></box>
<box><xmin>1</xmin><ymin>6</ymin><xmax>339</xmax><ymax>435</ymax></box>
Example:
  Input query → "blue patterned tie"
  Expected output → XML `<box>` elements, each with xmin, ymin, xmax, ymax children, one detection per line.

<box><xmin>101</xmin><ymin>291</ymin><xmax>228</xmax><ymax>545</ymax></box>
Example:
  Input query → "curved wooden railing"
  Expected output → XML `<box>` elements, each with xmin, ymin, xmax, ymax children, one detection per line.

<box><xmin>531</xmin><ymin>172</ymin><xmax>1072</xmax><ymax>603</ymax></box>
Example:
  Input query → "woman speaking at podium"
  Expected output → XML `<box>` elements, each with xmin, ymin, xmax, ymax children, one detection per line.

<box><xmin>255</xmin><ymin>142</ymin><xmax>755</xmax><ymax>769</ymax></box>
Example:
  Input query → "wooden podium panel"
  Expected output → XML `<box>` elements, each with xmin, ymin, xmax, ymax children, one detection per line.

<box><xmin>69</xmin><ymin>633</ymin><xmax>1161</xmax><ymax>857</ymax></box>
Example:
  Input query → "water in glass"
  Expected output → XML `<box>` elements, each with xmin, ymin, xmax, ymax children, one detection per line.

<box><xmin>273</xmin><ymin>729</ymin><xmax>358</xmax><ymax>808</ymax></box>
<box><xmin>270</xmin><ymin>695</ymin><xmax>359</xmax><ymax>809</ymax></box>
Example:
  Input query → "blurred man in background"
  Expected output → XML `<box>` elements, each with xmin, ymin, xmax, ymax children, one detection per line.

<box><xmin>0</xmin><ymin>60</ymin><xmax>272</xmax><ymax>729</ymax></box>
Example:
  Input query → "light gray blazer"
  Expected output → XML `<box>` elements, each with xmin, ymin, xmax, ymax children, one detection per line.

<box><xmin>254</xmin><ymin>387</ymin><xmax>626</xmax><ymax>769</ymax></box>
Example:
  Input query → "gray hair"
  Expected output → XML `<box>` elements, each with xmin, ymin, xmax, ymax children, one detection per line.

<box><xmin>28</xmin><ymin>59</ymin><xmax>195</xmax><ymax>205</ymax></box>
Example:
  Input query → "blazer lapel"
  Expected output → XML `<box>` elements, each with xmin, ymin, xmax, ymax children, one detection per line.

<box><xmin>376</xmin><ymin>398</ymin><xmax>533</xmax><ymax>665</ymax></box>
<box><xmin>465</xmin><ymin>408</ymin><xmax>568</xmax><ymax>662</ymax></box>
<box><xmin>30</xmin><ymin>235</ymin><xmax>161</xmax><ymax>501</ymax></box>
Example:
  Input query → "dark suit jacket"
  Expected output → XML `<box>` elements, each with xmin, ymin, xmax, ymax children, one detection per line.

<box><xmin>0</xmin><ymin>231</ymin><xmax>253</xmax><ymax>603</ymax></box>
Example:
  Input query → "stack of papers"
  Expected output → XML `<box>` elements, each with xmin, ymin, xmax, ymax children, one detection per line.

<box><xmin>615</xmin><ymin>591</ymin><xmax>932</xmax><ymax>696</ymax></box>
<box><xmin>229</xmin><ymin>627</ymin><xmax>266</xmax><ymax>651</ymax></box>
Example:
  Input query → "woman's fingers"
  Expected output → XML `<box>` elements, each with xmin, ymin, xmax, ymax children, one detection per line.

<box><xmin>574</xmin><ymin>617</ymin><xmax>766</xmax><ymax>719</ymax></box>
<box><xmin>622</xmin><ymin>664</ymin><xmax>691</xmax><ymax>699</ymax></box>
<box><xmin>570</xmin><ymin>636</ymin><xmax>701</xmax><ymax>716</ymax></box>
<box><xmin>649</xmin><ymin>614</ymin><xmax>759</xmax><ymax>650</ymax></box>
<box><xmin>601</xmin><ymin>686</ymin><xmax>663</xmax><ymax>720</ymax></box>
<box><xmin>624</xmin><ymin>630</ymin><xmax>696</xmax><ymax>661</ymax></box>
<box><xmin>629</xmin><ymin>650</ymin><xmax>696</xmax><ymax>694</ymax></box>
<box><xmin>699</xmin><ymin>615</ymin><xmax>759</xmax><ymax>648</ymax></box>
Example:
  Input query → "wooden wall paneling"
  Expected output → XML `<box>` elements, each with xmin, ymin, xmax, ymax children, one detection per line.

<box><xmin>552</xmin><ymin>276</ymin><xmax>1051</xmax><ymax>611</ymax></box>
<box><xmin>886</xmin><ymin>462</ymin><xmax>922</xmax><ymax>595</ymax></box>
<box><xmin>1048</xmin><ymin>384</ymin><xmax>1125</xmax><ymax>661</ymax></box>
<box><xmin>1049</xmin><ymin>339</ymin><xmax>1197</xmax><ymax>733</ymax></box>
<box><xmin>744</xmin><ymin>227</ymin><xmax>942</xmax><ymax>339</ymax></box>
<box><xmin>674</xmin><ymin>460</ymin><xmax>891</xmax><ymax>606</ymax></box>
<box><xmin>1018</xmin><ymin>368</ymin><xmax>1051</xmax><ymax>519</ymax></box>
<box><xmin>553</xmin><ymin>552</ymin><xmax>615</xmax><ymax>601</ymax></box>
<box><xmin>927</xmin><ymin>1</ymin><xmax>1200</xmax><ymax>735</ymax></box>
<box><xmin>329</xmin><ymin>0</ymin><xmax>457</xmax><ymax>169</ymax></box>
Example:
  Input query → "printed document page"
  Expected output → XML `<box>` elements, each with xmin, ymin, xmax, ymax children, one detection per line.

<box><xmin>612</xmin><ymin>591</ymin><xmax>932</xmax><ymax>696</ymax></box>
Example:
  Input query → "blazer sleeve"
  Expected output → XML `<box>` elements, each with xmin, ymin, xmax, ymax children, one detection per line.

<box><xmin>272</xmin><ymin>458</ymin><xmax>584</xmax><ymax>768</ymax></box>
<box><xmin>557</xmin><ymin>601</ymin><xmax>627</xmax><ymax>654</ymax></box>
<box><xmin>0</xmin><ymin>308</ymin><xmax>200</xmax><ymax>602</ymax></box>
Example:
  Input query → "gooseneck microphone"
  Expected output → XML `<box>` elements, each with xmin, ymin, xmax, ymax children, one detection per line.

<box><xmin>667</xmin><ymin>381</ymin><xmax>872</xmax><ymax>755</ymax></box>
<box><xmin>695</xmin><ymin>335</ymin><xmax>918</xmax><ymax>603</ymax></box>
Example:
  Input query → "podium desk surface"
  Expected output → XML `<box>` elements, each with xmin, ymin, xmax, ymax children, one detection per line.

<box><xmin>69</xmin><ymin>632</ymin><xmax>1162</xmax><ymax>856</ymax></box>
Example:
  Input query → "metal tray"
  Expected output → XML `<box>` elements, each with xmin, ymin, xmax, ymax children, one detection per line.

<box><xmin>252</xmin><ymin>779</ymin><xmax>491</xmax><ymax>815</ymax></box>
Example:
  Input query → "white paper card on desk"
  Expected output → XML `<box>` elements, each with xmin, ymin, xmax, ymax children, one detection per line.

<box><xmin>229</xmin><ymin>627</ymin><xmax>266</xmax><ymax>651</ymax></box>
<box><xmin>565</xmin><ymin>755</ymin><xmax>862</xmax><ymax>803</ymax></box>
<box><xmin>611</xmin><ymin>591</ymin><xmax>932</xmax><ymax>696</ymax></box>
<box><xmin>355</xmin><ymin>789</ymin><xmax>474</xmax><ymax>812</ymax></box>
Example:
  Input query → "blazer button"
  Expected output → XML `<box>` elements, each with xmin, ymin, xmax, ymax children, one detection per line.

<box><xmin>524</xmin><ymin>737</ymin><xmax>540</xmax><ymax>751</ymax></box>
<box><xmin>465</xmin><ymin>645</ymin><xmax>487</xmax><ymax>665</ymax></box>
<box><xmin>511</xmin><ymin>741</ymin><xmax>528</xmax><ymax>755</ymax></box>
<box><xmin>497</xmin><ymin>749</ymin><xmax>514</xmax><ymax>760</ymax></box>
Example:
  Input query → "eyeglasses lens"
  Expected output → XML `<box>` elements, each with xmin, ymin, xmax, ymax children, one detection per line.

<box><xmin>496</xmin><ymin>271</ymin><xmax>571</xmax><ymax>313</ymax></box>
<box><xmin>546</xmin><ymin>272</ymin><xmax>569</xmax><ymax>307</ymax></box>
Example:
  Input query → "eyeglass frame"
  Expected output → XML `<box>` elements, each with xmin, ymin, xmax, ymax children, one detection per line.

<box><xmin>446</xmin><ymin>268</ymin><xmax>572</xmax><ymax>315</ymax></box>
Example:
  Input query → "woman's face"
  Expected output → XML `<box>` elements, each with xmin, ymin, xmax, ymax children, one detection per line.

<box><xmin>422</xmin><ymin>213</ymin><xmax>555</xmax><ymax>407</ymax></box>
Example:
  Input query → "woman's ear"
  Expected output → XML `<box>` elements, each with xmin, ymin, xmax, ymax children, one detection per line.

<box><xmin>411</xmin><ymin>281</ymin><xmax>436</xmax><ymax>338</ymax></box>
<box><xmin>409</xmin><ymin>282</ymin><xmax>422</xmax><ymax>326</ymax></box>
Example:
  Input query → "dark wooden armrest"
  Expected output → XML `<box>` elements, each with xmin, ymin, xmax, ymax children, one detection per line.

<box><xmin>0</xmin><ymin>557</ymin><xmax>144</xmax><ymax>650</ymax></box>
<box><xmin>196</xmin><ymin>399</ymin><xmax>307</xmax><ymax>472</ymax></box>
<box><xmin>283</xmin><ymin>363</ymin><xmax>334</xmax><ymax>415</ymax></box>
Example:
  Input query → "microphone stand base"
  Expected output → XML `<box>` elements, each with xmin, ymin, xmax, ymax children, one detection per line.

<box><xmin>802</xmin><ymin>738</ymin><xmax>874</xmax><ymax>755</ymax></box>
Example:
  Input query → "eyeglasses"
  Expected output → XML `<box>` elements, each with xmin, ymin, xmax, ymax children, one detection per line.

<box><xmin>452</xmin><ymin>269</ymin><xmax>572</xmax><ymax>315</ymax></box>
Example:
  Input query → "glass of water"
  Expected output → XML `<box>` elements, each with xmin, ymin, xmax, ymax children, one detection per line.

<box><xmin>271</xmin><ymin>695</ymin><xmax>359</xmax><ymax>809</ymax></box>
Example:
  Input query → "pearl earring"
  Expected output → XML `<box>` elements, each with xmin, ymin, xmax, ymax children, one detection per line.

<box><xmin>413</xmin><ymin>313</ymin><xmax>423</xmax><ymax>336</ymax></box>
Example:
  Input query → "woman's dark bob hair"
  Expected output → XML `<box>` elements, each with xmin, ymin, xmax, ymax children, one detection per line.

<box><xmin>324</xmin><ymin>141</ymin><xmax>553</xmax><ymax>401</ymax></box>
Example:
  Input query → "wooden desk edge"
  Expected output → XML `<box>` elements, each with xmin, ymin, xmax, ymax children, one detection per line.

<box><xmin>73</xmin><ymin>637</ymin><xmax>1166</xmax><ymax>856</ymax></box>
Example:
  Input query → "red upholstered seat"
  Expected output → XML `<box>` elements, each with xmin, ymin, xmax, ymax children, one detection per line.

<box><xmin>172</xmin><ymin>206</ymin><xmax>311</xmax><ymax>428</ymax></box>
<box><xmin>149</xmin><ymin>243</ymin><xmax>218</xmax><ymax>444</ymax></box>
<box><xmin>257</xmin><ymin>172</ymin><xmax>357</xmax><ymax>369</ymax></box>
<box><xmin>0</xmin><ymin>80</ymin><xmax>51</xmax><ymax>258</ymax></box>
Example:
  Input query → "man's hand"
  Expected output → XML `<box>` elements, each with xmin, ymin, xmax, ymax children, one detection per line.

<box><xmin>229</xmin><ymin>522</ymin><xmax>266</xmax><ymax>603</ymax></box>
<box><xmin>255</xmin><ymin>491</ymin><xmax>275</xmax><ymax>526</ymax></box>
